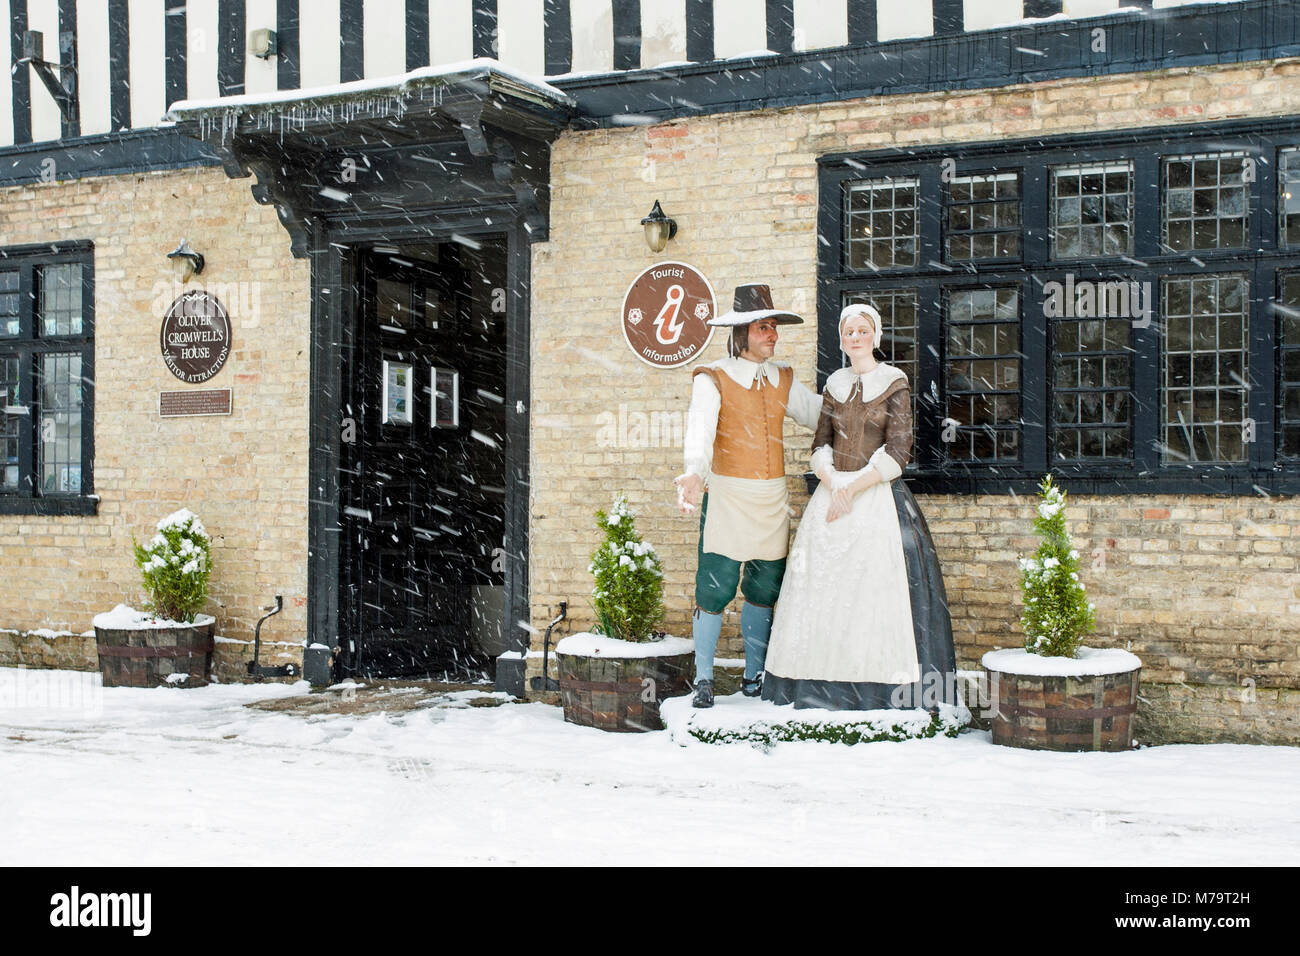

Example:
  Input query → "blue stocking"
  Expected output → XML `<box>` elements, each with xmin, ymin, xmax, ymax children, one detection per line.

<box><xmin>692</xmin><ymin>607</ymin><xmax>723</xmax><ymax>683</ymax></box>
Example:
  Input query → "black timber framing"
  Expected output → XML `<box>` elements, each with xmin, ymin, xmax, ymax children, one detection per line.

<box><xmin>216</xmin><ymin>0</ymin><xmax>244</xmax><ymax>96</ymax></box>
<box><xmin>9</xmin><ymin>0</ymin><xmax>30</xmax><ymax>144</ymax></box>
<box><xmin>406</xmin><ymin>0</ymin><xmax>430</xmax><ymax>72</ymax></box>
<box><xmin>685</xmin><ymin>0</ymin><xmax>714</xmax><ymax>63</ymax></box>
<box><xmin>277</xmin><ymin>0</ymin><xmax>300</xmax><ymax>92</ymax></box>
<box><xmin>108</xmin><ymin>0</ymin><xmax>130</xmax><ymax>128</ymax></box>
<box><xmin>611</xmin><ymin>0</ymin><xmax>640</xmax><ymax>72</ymax></box>
<box><xmin>765</xmin><ymin>0</ymin><xmax>794</xmax><ymax>55</ymax></box>
<box><xmin>543</xmin><ymin>0</ymin><xmax>572</xmax><ymax>76</ymax></box>
<box><xmin>164</xmin><ymin>1</ymin><xmax>186</xmax><ymax>111</ymax></box>
<box><xmin>816</xmin><ymin>114</ymin><xmax>1300</xmax><ymax>498</ymax></box>
<box><xmin>1023</xmin><ymin>0</ymin><xmax>1064</xmax><ymax>19</ymax></box>
<box><xmin>552</xmin><ymin>0</ymin><xmax>1300</xmax><ymax>126</ymax></box>
<box><xmin>846</xmin><ymin>0</ymin><xmax>877</xmax><ymax>48</ymax></box>
<box><xmin>340</xmin><ymin>0</ymin><xmax>363</xmax><ymax>83</ymax></box>
<box><xmin>5</xmin><ymin>0</ymin><xmax>1300</xmax><ymax>184</ymax></box>
<box><xmin>58</xmin><ymin>0</ymin><xmax>79</xmax><ymax>138</ymax></box>
<box><xmin>472</xmin><ymin>0</ymin><xmax>499</xmax><ymax>59</ymax></box>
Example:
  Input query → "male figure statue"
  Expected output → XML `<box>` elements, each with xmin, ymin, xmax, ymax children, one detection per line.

<box><xmin>674</xmin><ymin>283</ymin><xmax>820</xmax><ymax>708</ymax></box>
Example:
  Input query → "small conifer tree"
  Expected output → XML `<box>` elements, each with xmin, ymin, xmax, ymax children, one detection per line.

<box><xmin>588</xmin><ymin>495</ymin><xmax>665</xmax><ymax>642</ymax></box>
<box><xmin>1018</xmin><ymin>475</ymin><xmax>1096</xmax><ymax>657</ymax></box>
<box><xmin>132</xmin><ymin>509</ymin><xmax>213</xmax><ymax>623</ymax></box>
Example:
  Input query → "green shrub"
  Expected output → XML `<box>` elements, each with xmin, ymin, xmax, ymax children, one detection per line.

<box><xmin>132</xmin><ymin>509</ymin><xmax>212</xmax><ymax>623</ymax></box>
<box><xmin>587</xmin><ymin>495</ymin><xmax>665</xmax><ymax>642</ymax></box>
<box><xmin>1018</xmin><ymin>475</ymin><xmax>1096</xmax><ymax>657</ymax></box>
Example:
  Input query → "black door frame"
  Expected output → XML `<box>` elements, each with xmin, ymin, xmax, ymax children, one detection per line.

<box><xmin>306</xmin><ymin>203</ymin><xmax>531</xmax><ymax>694</ymax></box>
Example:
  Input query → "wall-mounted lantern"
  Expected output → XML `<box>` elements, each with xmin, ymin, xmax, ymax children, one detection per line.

<box><xmin>641</xmin><ymin>200</ymin><xmax>678</xmax><ymax>253</ymax></box>
<box><xmin>167</xmin><ymin>240</ymin><xmax>206</xmax><ymax>282</ymax></box>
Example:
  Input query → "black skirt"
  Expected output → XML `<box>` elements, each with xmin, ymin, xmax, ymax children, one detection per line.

<box><xmin>762</xmin><ymin>480</ymin><xmax>958</xmax><ymax>711</ymax></box>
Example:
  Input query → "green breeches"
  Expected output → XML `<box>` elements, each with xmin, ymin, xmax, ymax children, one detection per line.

<box><xmin>694</xmin><ymin>492</ymin><xmax>787</xmax><ymax>613</ymax></box>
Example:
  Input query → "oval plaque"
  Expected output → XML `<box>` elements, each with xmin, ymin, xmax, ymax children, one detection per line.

<box><xmin>620</xmin><ymin>261</ymin><xmax>715</xmax><ymax>369</ymax></box>
<box><xmin>160</xmin><ymin>290</ymin><xmax>232</xmax><ymax>384</ymax></box>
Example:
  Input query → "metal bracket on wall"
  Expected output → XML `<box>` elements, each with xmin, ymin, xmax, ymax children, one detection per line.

<box><xmin>16</xmin><ymin>30</ymin><xmax>79</xmax><ymax>133</ymax></box>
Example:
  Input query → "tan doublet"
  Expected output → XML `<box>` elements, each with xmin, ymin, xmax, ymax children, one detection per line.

<box><xmin>691</xmin><ymin>364</ymin><xmax>796</xmax><ymax>561</ymax></box>
<box><xmin>692</xmin><ymin>364</ymin><xmax>794</xmax><ymax>479</ymax></box>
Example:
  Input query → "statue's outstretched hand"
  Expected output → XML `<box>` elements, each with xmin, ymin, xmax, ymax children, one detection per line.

<box><xmin>674</xmin><ymin>473</ymin><xmax>703</xmax><ymax>513</ymax></box>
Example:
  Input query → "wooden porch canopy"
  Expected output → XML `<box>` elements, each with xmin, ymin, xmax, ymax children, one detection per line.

<box><xmin>166</xmin><ymin>61</ymin><xmax>580</xmax><ymax>257</ymax></box>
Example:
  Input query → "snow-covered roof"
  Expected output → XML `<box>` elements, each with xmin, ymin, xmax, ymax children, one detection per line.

<box><xmin>166</xmin><ymin>58</ymin><xmax>575</xmax><ymax>122</ymax></box>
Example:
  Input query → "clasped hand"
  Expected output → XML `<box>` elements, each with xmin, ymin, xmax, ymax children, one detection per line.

<box><xmin>821</xmin><ymin>467</ymin><xmax>883</xmax><ymax>523</ymax></box>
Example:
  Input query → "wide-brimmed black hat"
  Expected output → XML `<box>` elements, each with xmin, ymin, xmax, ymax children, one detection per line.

<box><xmin>708</xmin><ymin>283</ymin><xmax>804</xmax><ymax>327</ymax></box>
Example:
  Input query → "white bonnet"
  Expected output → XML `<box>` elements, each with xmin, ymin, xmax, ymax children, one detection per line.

<box><xmin>838</xmin><ymin>302</ymin><xmax>882</xmax><ymax>343</ymax></box>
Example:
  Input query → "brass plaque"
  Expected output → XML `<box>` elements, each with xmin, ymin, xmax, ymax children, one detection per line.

<box><xmin>158</xmin><ymin>388</ymin><xmax>232</xmax><ymax>418</ymax></box>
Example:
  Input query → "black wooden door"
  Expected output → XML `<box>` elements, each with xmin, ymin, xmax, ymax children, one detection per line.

<box><xmin>340</xmin><ymin>245</ymin><xmax>506</xmax><ymax>678</ymax></box>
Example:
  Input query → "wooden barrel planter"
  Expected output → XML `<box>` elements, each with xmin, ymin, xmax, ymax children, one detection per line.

<box><xmin>983</xmin><ymin>648</ymin><xmax>1142</xmax><ymax>752</ymax></box>
<box><xmin>555</xmin><ymin>634</ymin><xmax>694</xmax><ymax>733</ymax></box>
<box><xmin>93</xmin><ymin>607</ymin><xmax>216</xmax><ymax>688</ymax></box>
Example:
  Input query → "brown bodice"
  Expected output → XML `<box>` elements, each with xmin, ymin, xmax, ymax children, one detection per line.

<box><xmin>812</xmin><ymin>376</ymin><xmax>913</xmax><ymax>473</ymax></box>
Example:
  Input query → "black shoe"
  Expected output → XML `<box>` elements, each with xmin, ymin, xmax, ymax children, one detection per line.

<box><xmin>741</xmin><ymin>673</ymin><xmax>763</xmax><ymax>698</ymax></box>
<box><xmin>692</xmin><ymin>679</ymin><xmax>714</xmax><ymax>709</ymax></box>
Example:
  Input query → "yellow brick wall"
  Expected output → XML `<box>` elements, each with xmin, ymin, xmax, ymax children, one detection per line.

<box><xmin>0</xmin><ymin>166</ymin><xmax>310</xmax><ymax>674</ymax></box>
<box><xmin>529</xmin><ymin>59</ymin><xmax>1300</xmax><ymax>743</ymax></box>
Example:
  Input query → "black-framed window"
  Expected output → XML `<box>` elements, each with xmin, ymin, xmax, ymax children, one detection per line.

<box><xmin>1276</xmin><ymin>273</ymin><xmax>1300</xmax><ymax>459</ymax></box>
<box><xmin>944</xmin><ymin>286</ymin><xmax>1021</xmax><ymax>462</ymax></box>
<box><xmin>1052</xmin><ymin>310</ymin><xmax>1133</xmax><ymax>463</ymax></box>
<box><xmin>1279</xmin><ymin>149</ymin><xmax>1300</xmax><ymax>249</ymax></box>
<box><xmin>946</xmin><ymin>172</ymin><xmax>1022</xmax><ymax>262</ymax></box>
<box><xmin>0</xmin><ymin>243</ymin><xmax>95</xmax><ymax>516</ymax></box>
<box><xmin>817</xmin><ymin>116</ymin><xmax>1300</xmax><ymax>495</ymax></box>
<box><xmin>1162</xmin><ymin>152</ymin><xmax>1250</xmax><ymax>252</ymax></box>
<box><xmin>1161</xmin><ymin>274</ymin><xmax>1249</xmax><ymax>463</ymax></box>
<box><xmin>1051</xmin><ymin>161</ymin><xmax>1134</xmax><ymax>259</ymax></box>
<box><xmin>844</xmin><ymin>176</ymin><xmax>919</xmax><ymax>271</ymax></box>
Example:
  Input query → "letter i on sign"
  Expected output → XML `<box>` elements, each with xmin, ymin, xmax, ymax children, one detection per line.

<box><xmin>653</xmin><ymin>285</ymin><xmax>687</xmax><ymax>346</ymax></box>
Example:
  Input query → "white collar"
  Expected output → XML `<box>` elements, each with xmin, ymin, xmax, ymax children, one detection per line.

<box><xmin>825</xmin><ymin>363</ymin><xmax>906</xmax><ymax>403</ymax></box>
<box><xmin>714</xmin><ymin>356</ymin><xmax>783</xmax><ymax>389</ymax></box>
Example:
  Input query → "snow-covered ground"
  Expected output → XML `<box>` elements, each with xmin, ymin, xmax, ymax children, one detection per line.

<box><xmin>1</xmin><ymin>667</ymin><xmax>1296</xmax><ymax>866</ymax></box>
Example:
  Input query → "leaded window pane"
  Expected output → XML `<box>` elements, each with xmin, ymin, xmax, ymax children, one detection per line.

<box><xmin>38</xmin><ymin>352</ymin><xmax>82</xmax><ymax>493</ymax></box>
<box><xmin>1279</xmin><ymin>274</ymin><xmax>1300</xmax><ymax>459</ymax></box>
<box><xmin>1280</xmin><ymin>149</ymin><xmax>1300</xmax><ymax>249</ymax></box>
<box><xmin>946</xmin><ymin>173</ymin><xmax>1021</xmax><ymax>262</ymax></box>
<box><xmin>1050</xmin><ymin>162</ymin><xmax>1134</xmax><ymax>259</ymax></box>
<box><xmin>845</xmin><ymin>178</ymin><xmax>919</xmax><ymax>271</ymax></box>
<box><xmin>1162</xmin><ymin>153</ymin><xmax>1250</xmax><ymax>252</ymax></box>
<box><xmin>1161</xmin><ymin>275</ymin><xmax>1249</xmax><ymax>463</ymax></box>
<box><xmin>1</xmin><ymin>355</ymin><xmax>20</xmax><ymax>489</ymax></box>
<box><xmin>841</xmin><ymin>289</ymin><xmax>919</xmax><ymax>420</ymax></box>
<box><xmin>0</xmin><ymin>271</ymin><xmax>18</xmax><ymax>338</ymax></box>
<box><xmin>38</xmin><ymin>264</ymin><xmax>83</xmax><ymax>336</ymax></box>
<box><xmin>1052</xmin><ymin>312</ymin><xmax>1133</xmax><ymax>462</ymax></box>
<box><xmin>944</xmin><ymin>287</ymin><xmax>1021</xmax><ymax>462</ymax></box>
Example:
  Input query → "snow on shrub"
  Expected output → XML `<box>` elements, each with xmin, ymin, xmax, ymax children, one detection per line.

<box><xmin>131</xmin><ymin>509</ymin><xmax>212</xmax><ymax>623</ymax></box>
<box><xmin>587</xmin><ymin>494</ymin><xmax>665</xmax><ymax>642</ymax></box>
<box><xmin>1018</xmin><ymin>475</ymin><xmax>1095</xmax><ymax>658</ymax></box>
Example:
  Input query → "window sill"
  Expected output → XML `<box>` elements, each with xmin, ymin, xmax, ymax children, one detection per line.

<box><xmin>802</xmin><ymin>471</ymin><xmax>1300</xmax><ymax>497</ymax></box>
<box><xmin>0</xmin><ymin>496</ymin><xmax>99</xmax><ymax>516</ymax></box>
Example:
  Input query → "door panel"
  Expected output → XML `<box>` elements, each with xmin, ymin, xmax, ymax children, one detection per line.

<box><xmin>339</xmin><ymin>243</ymin><xmax>506</xmax><ymax>679</ymax></box>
